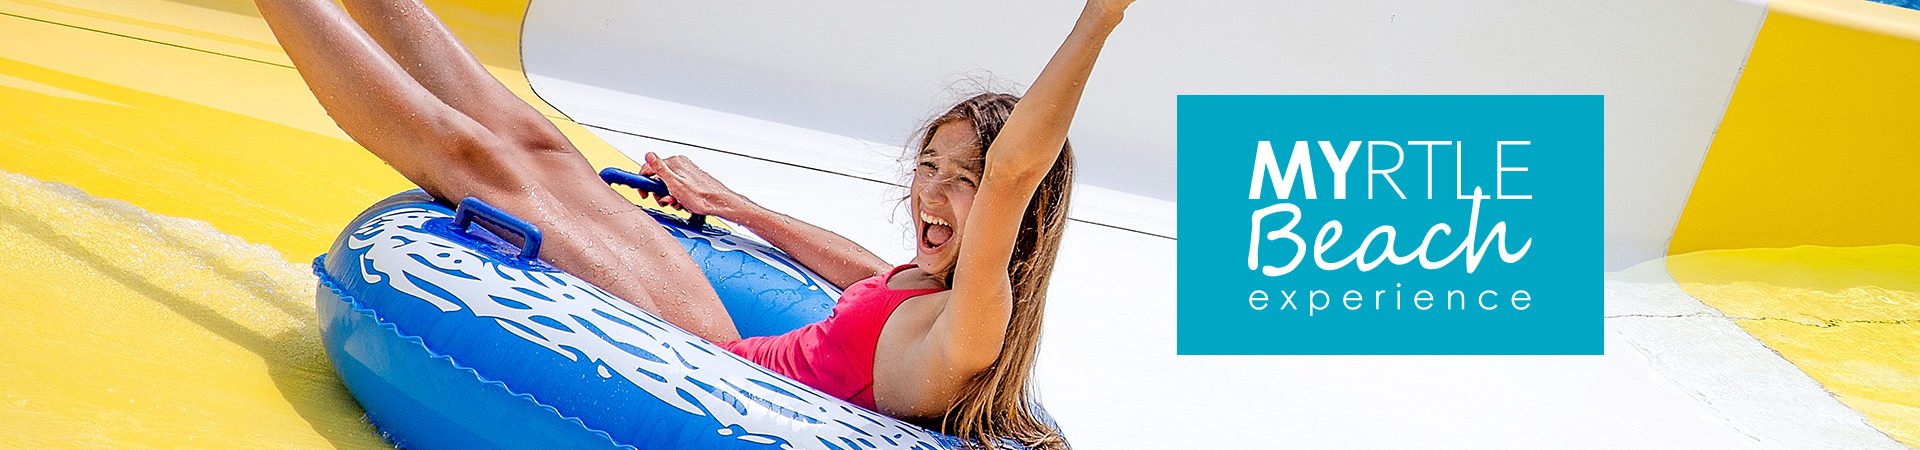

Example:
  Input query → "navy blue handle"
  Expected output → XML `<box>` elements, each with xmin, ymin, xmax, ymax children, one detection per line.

<box><xmin>599</xmin><ymin>167</ymin><xmax>711</xmax><ymax>229</ymax></box>
<box><xmin>452</xmin><ymin>197</ymin><xmax>543</xmax><ymax>260</ymax></box>
<box><xmin>598</xmin><ymin>167</ymin><xmax>671</xmax><ymax>196</ymax></box>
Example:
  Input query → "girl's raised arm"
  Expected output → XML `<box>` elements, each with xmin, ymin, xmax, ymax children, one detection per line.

<box><xmin>937</xmin><ymin>0</ymin><xmax>1132</xmax><ymax>370</ymax></box>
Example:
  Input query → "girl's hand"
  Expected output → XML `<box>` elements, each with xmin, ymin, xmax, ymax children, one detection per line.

<box><xmin>639</xmin><ymin>152</ymin><xmax>754</xmax><ymax>218</ymax></box>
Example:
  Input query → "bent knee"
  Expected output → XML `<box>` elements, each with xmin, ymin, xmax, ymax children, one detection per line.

<box><xmin>494</xmin><ymin>116</ymin><xmax>578</xmax><ymax>158</ymax></box>
<box><xmin>413</xmin><ymin>127</ymin><xmax>539</xmax><ymax>200</ymax></box>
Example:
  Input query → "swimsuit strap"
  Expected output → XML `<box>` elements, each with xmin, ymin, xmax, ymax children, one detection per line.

<box><xmin>881</xmin><ymin>264</ymin><xmax>947</xmax><ymax>295</ymax></box>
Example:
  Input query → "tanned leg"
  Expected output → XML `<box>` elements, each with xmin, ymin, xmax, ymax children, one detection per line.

<box><xmin>254</xmin><ymin>0</ymin><xmax>740</xmax><ymax>342</ymax></box>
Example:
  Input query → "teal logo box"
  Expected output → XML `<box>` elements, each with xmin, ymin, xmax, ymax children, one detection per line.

<box><xmin>1176</xmin><ymin>95</ymin><xmax>1602</xmax><ymax>355</ymax></box>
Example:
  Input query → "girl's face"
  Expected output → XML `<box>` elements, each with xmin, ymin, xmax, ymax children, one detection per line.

<box><xmin>908</xmin><ymin>122</ymin><xmax>982</xmax><ymax>281</ymax></box>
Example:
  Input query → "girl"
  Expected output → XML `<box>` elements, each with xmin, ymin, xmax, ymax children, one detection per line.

<box><xmin>253</xmin><ymin>0</ymin><xmax>1131</xmax><ymax>447</ymax></box>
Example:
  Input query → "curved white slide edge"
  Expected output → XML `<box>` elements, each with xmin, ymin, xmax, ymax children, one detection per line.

<box><xmin>1606</xmin><ymin>261</ymin><xmax>1903</xmax><ymax>448</ymax></box>
<box><xmin>525</xmin><ymin>76</ymin><xmax>1176</xmax><ymax>240</ymax></box>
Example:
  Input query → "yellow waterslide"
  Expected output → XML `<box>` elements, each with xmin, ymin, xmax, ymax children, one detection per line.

<box><xmin>1668</xmin><ymin>0</ymin><xmax>1920</xmax><ymax>443</ymax></box>
<box><xmin>0</xmin><ymin>0</ymin><xmax>643</xmax><ymax>446</ymax></box>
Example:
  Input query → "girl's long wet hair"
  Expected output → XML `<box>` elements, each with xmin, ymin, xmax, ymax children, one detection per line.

<box><xmin>911</xmin><ymin>92</ymin><xmax>1073</xmax><ymax>449</ymax></box>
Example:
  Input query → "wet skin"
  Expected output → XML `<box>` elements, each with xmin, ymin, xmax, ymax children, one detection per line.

<box><xmin>253</xmin><ymin>0</ymin><xmax>741</xmax><ymax>343</ymax></box>
<box><xmin>255</xmin><ymin>0</ymin><xmax>1132</xmax><ymax>421</ymax></box>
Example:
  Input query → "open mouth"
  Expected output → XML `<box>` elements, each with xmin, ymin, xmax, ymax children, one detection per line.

<box><xmin>919</xmin><ymin>211</ymin><xmax>953</xmax><ymax>252</ymax></box>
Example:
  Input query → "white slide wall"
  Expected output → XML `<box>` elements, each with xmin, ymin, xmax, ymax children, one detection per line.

<box><xmin>523</xmin><ymin>0</ymin><xmax>1770</xmax><ymax>269</ymax></box>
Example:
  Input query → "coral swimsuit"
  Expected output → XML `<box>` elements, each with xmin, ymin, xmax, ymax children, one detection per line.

<box><xmin>721</xmin><ymin>265</ymin><xmax>944</xmax><ymax>409</ymax></box>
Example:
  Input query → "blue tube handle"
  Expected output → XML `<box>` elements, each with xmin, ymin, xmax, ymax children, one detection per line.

<box><xmin>452</xmin><ymin>197</ymin><xmax>543</xmax><ymax>260</ymax></box>
<box><xmin>598</xmin><ymin>167</ymin><xmax>671</xmax><ymax>196</ymax></box>
<box><xmin>599</xmin><ymin>167</ymin><xmax>711</xmax><ymax>229</ymax></box>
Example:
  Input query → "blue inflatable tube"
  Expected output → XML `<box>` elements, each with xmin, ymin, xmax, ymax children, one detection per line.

<box><xmin>313</xmin><ymin>169</ymin><xmax>981</xmax><ymax>449</ymax></box>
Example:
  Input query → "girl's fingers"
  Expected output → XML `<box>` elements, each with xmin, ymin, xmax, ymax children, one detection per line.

<box><xmin>653</xmin><ymin>160</ymin><xmax>677</xmax><ymax>179</ymax></box>
<box><xmin>641</xmin><ymin>152</ymin><xmax>664</xmax><ymax>175</ymax></box>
